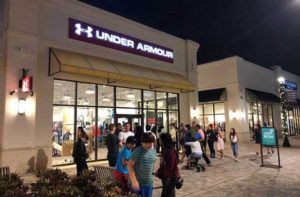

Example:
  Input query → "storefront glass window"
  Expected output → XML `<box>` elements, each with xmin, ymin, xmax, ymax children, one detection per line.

<box><xmin>77</xmin><ymin>83</ymin><xmax>96</xmax><ymax>106</ymax></box>
<box><xmin>169</xmin><ymin>111</ymin><xmax>178</xmax><ymax>127</ymax></box>
<box><xmin>157</xmin><ymin>110</ymin><xmax>167</xmax><ymax>131</ymax></box>
<box><xmin>215</xmin><ymin>103</ymin><xmax>225</xmax><ymax>114</ymax></box>
<box><xmin>157</xmin><ymin>92</ymin><xmax>167</xmax><ymax>109</ymax></box>
<box><xmin>168</xmin><ymin>93</ymin><xmax>178</xmax><ymax>111</ymax></box>
<box><xmin>52</xmin><ymin>106</ymin><xmax>74</xmax><ymax>165</ymax></box>
<box><xmin>116</xmin><ymin>87</ymin><xmax>141</xmax><ymax>108</ymax></box>
<box><xmin>53</xmin><ymin>80</ymin><xmax>75</xmax><ymax>105</ymax></box>
<box><xmin>98</xmin><ymin>85</ymin><xmax>114</xmax><ymax>107</ymax></box>
<box><xmin>77</xmin><ymin>107</ymin><xmax>96</xmax><ymax>161</ymax></box>
<box><xmin>144</xmin><ymin>110</ymin><xmax>156</xmax><ymax>127</ymax></box>
<box><xmin>198</xmin><ymin>102</ymin><xmax>225</xmax><ymax>130</ymax></box>
<box><xmin>52</xmin><ymin>79</ymin><xmax>179</xmax><ymax>165</ymax></box>
<box><xmin>204</xmin><ymin>104</ymin><xmax>213</xmax><ymax>114</ymax></box>
<box><xmin>97</xmin><ymin>107</ymin><xmax>114</xmax><ymax>159</ymax></box>
<box><xmin>144</xmin><ymin>91</ymin><xmax>155</xmax><ymax>109</ymax></box>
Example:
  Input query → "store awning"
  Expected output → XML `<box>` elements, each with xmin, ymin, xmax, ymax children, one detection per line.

<box><xmin>246</xmin><ymin>88</ymin><xmax>280</xmax><ymax>103</ymax></box>
<box><xmin>198</xmin><ymin>88</ymin><xmax>226</xmax><ymax>102</ymax></box>
<box><xmin>49</xmin><ymin>48</ymin><xmax>194</xmax><ymax>92</ymax></box>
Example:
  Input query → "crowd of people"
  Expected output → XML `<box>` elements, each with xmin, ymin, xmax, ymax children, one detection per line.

<box><xmin>72</xmin><ymin>121</ymin><xmax>240</xmax><ymax>197</ymax></box>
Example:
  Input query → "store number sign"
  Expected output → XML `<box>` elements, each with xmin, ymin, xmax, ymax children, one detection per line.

<box><xmin>69</xmin><ymin>18</ymin><xmax>174</xmax><ymax>63</ymax></box>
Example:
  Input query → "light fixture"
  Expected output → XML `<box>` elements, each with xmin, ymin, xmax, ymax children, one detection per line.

<box><xmin>85</xmin><ymin>86</ymin><xmax>95</xmax><ymax>94</ymax></box>
<box><xmin>127</xmin><ymin>90</ymin><xmax>135</xmax><ymax>98</ymax></box>
<box><xmin>18</xmin><ymin>98</ymin><xmax>26</xmax><ymax>115</ymax></box>
<box><xmin>63</xmin><ymin>91</ymin><xmax>71</xmax><ymax>100</ymax></box>
<box><xmin>102</xmin><ymin>97</ymin><xmax>111</xmax><ymax>102</ymax></box>
<box><xmin>277</xmin><ymin>77</ymin><xmax>285</xmax><ymax>84</ymax></box>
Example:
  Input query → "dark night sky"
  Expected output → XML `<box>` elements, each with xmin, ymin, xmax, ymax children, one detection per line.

<box><xmin>80</xmin><ymin>0</ymin><xmax>300</xmax><ymax>75</ymax></box>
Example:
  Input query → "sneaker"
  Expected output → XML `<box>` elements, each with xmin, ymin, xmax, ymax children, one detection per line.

<box><xmin>234</xmin><ymin>158</ymin><xmax>239</xmax><ymax>162</ymax></box>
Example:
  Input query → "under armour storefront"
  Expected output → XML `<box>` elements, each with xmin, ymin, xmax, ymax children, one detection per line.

<box><xmin>0</xmin><ymin>0</ymin><xmax>199</xmax><ymax>172</ymax></box>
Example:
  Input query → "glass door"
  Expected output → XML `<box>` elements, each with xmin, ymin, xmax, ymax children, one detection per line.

<box><xmin>116</xmin><ymin>114</ymin><xmax>142</xmax><ymax>132</ymax></box>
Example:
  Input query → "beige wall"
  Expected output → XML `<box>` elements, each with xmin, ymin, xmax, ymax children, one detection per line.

<box><xmin>1</xmin><ymin>0</ymin><xmax>198</xmax><ymax>172</ymax></box>
<box><xmin>197</xmin><ymin>56</ymin><xmax>300</xmax><ymax>142</ymax></box>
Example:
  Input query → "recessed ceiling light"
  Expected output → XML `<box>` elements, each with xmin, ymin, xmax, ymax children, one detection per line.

<box><xmin>86</xmin><ymin>87</ymin><xmax>95</xmax><ymax>94</ymax></box>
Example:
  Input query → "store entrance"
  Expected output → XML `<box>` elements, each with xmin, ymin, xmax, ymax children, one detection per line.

<box><xmin>116</xmin><ymin>114</ymin><xmax>142</xmax><ymax>131</ymax></box>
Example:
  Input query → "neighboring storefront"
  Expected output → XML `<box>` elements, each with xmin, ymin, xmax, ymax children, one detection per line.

<box><xmin>0</xmin><ymin>0</ymin><xmax>199</xmax><ymax>172</ymax></box>
<box><xmin>197</xmin><ymin>57</ymin><xmax>300</xmax><ymax>141</ymax></box>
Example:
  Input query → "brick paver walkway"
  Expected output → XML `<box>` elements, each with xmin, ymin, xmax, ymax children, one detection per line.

<box><xmin>152</xmin><ymin>137</ymin><xmax>300</xmax><ymax>197</ymax></box>
<box><xmin>21</xmin><ymin>136</ymin><xmax>300</xmax><ymax>197</ymax></box>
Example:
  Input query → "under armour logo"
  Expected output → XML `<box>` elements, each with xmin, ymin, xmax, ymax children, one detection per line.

<box><xmin>75</xmin><ymin>23</ymin><xmax>93</xmax><ymax>38</ymax></box>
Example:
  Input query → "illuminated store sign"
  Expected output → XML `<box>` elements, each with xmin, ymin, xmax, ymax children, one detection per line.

<box><xmin>69</xmin><ymin>18</ymin><xmax>174</xmax><ymax>63</ymax></box>
<box><xmin>285</xmin><ymin>80</ymin><xmax>297</xmax><ymax>90</ymax></box>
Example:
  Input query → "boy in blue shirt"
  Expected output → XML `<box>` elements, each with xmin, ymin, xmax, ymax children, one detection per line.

<box><xmin>114</xmin><ymin>136</ymin><xmax>136</xmax><ymax>191</ymax></box>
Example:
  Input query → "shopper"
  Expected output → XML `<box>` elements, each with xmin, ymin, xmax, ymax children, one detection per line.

<box><xmin>119</xmin><ymin>122</ymin><xmax>135</xmax><ymax>146</ymax></box>
<box><xmin>115</xmin><ymin>123</ymin><xmax>123</xmax><ymax>137</ymax></box>
<box><xmin>128</xmin><ymin>132</ymin><xmax>156</xmax><ymax>197</ymax></box>
<box><xmin>196</xmin><ymin>124</ymin><xmax>211</xmax><ymax>165</ymax></box>
<box><xmin>216</xmin><ymin>126</ymin><xmax>225</xmax><ymax>158</ymax></box>
<box><xmin>254</xmin><ymin>123</ymin><xmax>261</xmax><ymax>155</ymax></box>
<box><xmin>155</xmin><ymin>133</ymin><xmax>179</xmax><ymax>197</ymax></box>
<box><xmin>169</xmin><ymin>124</ymin><xmax>177</xmax><ymax>149</ymax></box>
<box><xmin>72</xmin><ymin>127</ymin><xmax>89</xmax><ymax>176</ymax></box>
<box><xmin>114</xmin><ymin>136</ymin><xmax>136</xmax><ymax>192</ymax></box>
<box><xmin>179</xmin><ymin>124</ymin><xmax>192</xmax><ymax>163</ymax></box>
<box><xmin>145</xmin><ymin>124</ymin><xmax>156</xmax><ymax>149</ymax></box>
<box><xmin>105</xmin><ymin>124</ymin><xmax>120</xmax><ymax>167</ymax></box>
<box><xmin>184</xmin><ymin>136</ymin><xmax>203</xmax><ymax>168</ymax></box>
<box><xmin>156</xmin><ymin>126</ymin><xmax>164</xmax><ymax>154</ymax></box>
<box><xmin>206</xmin><ymin>124</ymin><xmax>216</xmax><ymax>158</ymax></box>
<box><xmin>134</xmin><ymin>125</ymin><xmax>144</xmax><ymax>148</ymax></box>
<box><xmin>229</xmin><ymin>128</ymin><xmax>239</xmax><ymax>161</ymax></box>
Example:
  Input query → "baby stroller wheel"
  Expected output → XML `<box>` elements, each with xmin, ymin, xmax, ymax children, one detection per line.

<box><xmin>196</xmin><ymin>164</ymin><xmax>202</xmax><ymax>172</ymax></box>
<box><xmin>201</xmin><ymin>165</ymin><xmax>206</xmax><ymax>172</ymax></box>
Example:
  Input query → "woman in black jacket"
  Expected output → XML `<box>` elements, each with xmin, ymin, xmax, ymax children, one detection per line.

<box><xmin>155</xmin><ymin>133</ymin><xmax>179</xmax><ymax>197</ymax></box>
<box><xmin>72</xmin><ymin>127</ymin><xmax>89</xmax><ymax>176</ymax></box>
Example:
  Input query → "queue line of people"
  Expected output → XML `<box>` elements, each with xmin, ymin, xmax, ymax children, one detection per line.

<box><xmin>72</xmin><ymin>121</ymin><xmax>240</xmax><ymax>197</ymax></box>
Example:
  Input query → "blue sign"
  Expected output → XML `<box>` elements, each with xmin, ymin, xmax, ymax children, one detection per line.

<box><xmin>285</xmin><ymin>80</ymin><xmax>297</xmax><ymax>90</ymax></box>
<box><xmin>261</xmin><ymin>127</ymin><xmax>277</xmax><ymax>147</ymax></box>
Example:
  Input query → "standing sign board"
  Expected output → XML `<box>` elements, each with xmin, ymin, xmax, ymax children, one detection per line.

<box><xmin>260</xmin><ymin>127</ymin><xmax>281</xmax><ymax>168</ymax></box>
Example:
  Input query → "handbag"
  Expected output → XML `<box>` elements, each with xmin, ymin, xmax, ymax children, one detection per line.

<box><xmin>176</xmin><ymin>177</ymin><xmax>184</xmax><ymax>189</ymax></box>
<box><xmin>175</xmin><ymin>167</ymin><xmax>183</xmax><ymax>189</ymax></box>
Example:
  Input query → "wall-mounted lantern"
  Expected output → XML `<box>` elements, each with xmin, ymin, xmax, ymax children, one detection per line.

<box><xmin>18</xmin><ymin>98</ymin><xmax>26</xmax><ymax>115</ymax></box>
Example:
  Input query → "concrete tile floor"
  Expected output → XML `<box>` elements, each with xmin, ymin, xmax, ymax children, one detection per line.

<box><xmin>21</xmin><ymin>136</ymin><xmax>300</xmax><ymax>197</ymax></box>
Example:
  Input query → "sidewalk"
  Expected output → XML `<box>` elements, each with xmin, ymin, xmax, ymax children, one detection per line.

<box><xmin>21</xmin><ymin>136</ymin><xmax>300</xmax><ymax>196</ymax></box>
<box><xmin>153</xmin><ymin>136</ymin><xmax>300</xmax><ymax>197</ymax></box>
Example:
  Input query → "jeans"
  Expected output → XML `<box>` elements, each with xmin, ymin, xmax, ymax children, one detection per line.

<box><xmin>75</xmin><ymin>159</ymin><xmax>88</xmax><ymax>176</ymax></box>
<box><xmin>161</xmin><ymin>178</ymin><xmax>177</xmax><ymax>197</ymax></box>
<box><xmin>107</xmin><ymin>153</ymin><xmax>118</xmax><ymax>167</ymax></box>
<box><xmin>208</xmin><ymin>140</ymin><xmax>215</xmax><ymax>157</ymax></box>
<box><xmin>200</xmin><ymin>142</ymin><xmax>211</xmax><ymax>165</ymax></box>
<box><xmin>231</xmin><ymin>143</ymin><xmax>238</xmax><ymax>156</ymax></box>
<box><xmin>140</xmin><ymin>185</ymin><xmax>153</xmax><ymax>197</ymax></box>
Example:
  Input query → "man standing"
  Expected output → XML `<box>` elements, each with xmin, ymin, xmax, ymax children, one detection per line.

<box><xmin>115</xmin><ymin>123</ymin><xmax>123</xmax><ymax>137</ymax></box>
<box><xmin>128</xmin><ymin>132</ymin><xmax>156</xmax><ymax>197</ymax></box>
<box><xmin>119</xmin><ymin>122</ymin><xmax>135</xmax><ymax>146</ymax></box>
<box><xmin>105</xmin><ymin>124</ymin><xmax>120</xmax><ymax>167</ymax></box>
<box><xmin>145</xmin><ymin>124</ymin><xmax>156</xmax><ymax>149</ymax></box>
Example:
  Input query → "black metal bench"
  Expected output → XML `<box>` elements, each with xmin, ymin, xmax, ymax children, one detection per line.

<box><xmin>94</xmin><ymin>165</ymin><xmax>115</xmax><ymax>185</ymax></box>
<box><xmin>0</xmin><ymin>166</ymin><xmax>10</xmax><ymax>178</ymax></box>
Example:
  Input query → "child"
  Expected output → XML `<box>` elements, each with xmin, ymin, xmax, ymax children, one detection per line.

<box><xmin>114</xmin><ymin>136</ymin><xmax>136</xmax><ymax>191</ymax></box>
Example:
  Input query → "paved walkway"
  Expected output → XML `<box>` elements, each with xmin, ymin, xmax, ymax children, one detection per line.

<box><xmin>21</xmin><ymin>136</ymin><xmax>300</xmax><ymax>196</ymax></box>
<box><xmin>153</xmin><ymin>137</ymin><xmax>300</xmax><ymax>197</ymax></box>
